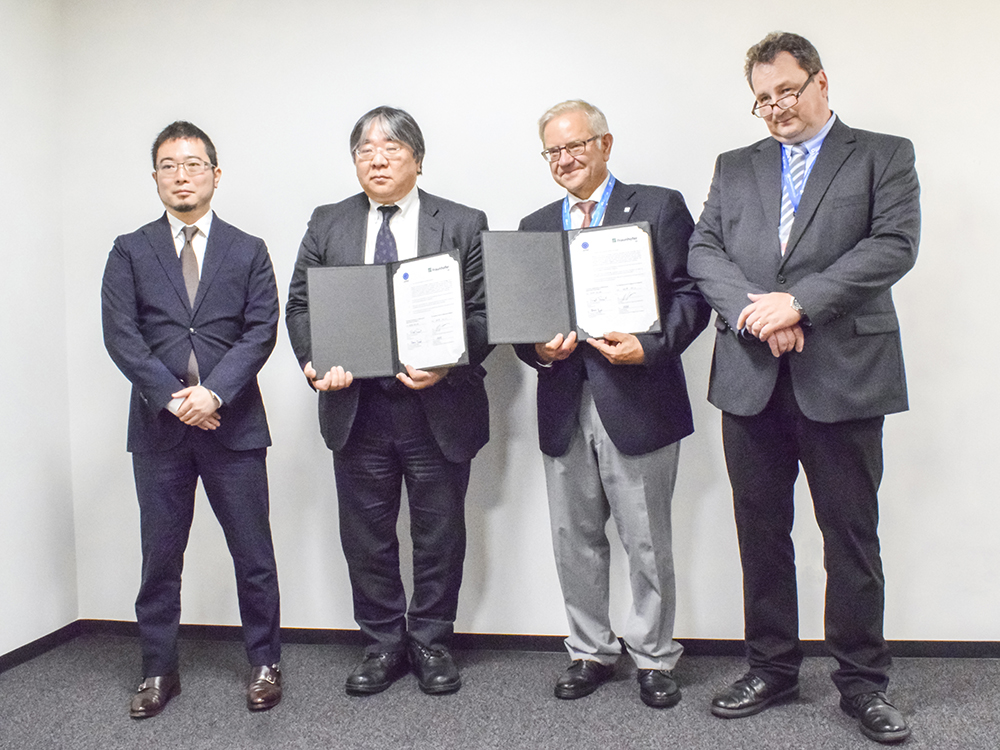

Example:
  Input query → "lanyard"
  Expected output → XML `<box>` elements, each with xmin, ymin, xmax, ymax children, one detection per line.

<box><xmin>562</xmin><ymin>174</ymin><xmax>616</xmax><ymax>230</ymax></box>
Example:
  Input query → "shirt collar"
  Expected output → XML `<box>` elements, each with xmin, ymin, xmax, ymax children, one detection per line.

<box><xmin>368</xmin><ymin>184</ymin><xmax>419</xmax><ymax>218</ymax></box>
<box><xmin>167</xmin><ymin>209</ymin><xmax>214</xmax><ymax>239</ymax></box>
<box><xmin>784</xmin><ymin>112</ymin><xmax>838</xmax><ymax>155</ymax></box>
<box><xmin>567</xmin><ymin>171</ymin><xmax>612</xmax><ymax>205</ymax></box>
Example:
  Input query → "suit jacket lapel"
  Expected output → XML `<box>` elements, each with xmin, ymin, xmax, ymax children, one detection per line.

<box><xmin>145</xmin><ymin>214</ymin><xmax>191</xmax><ymax>312</ymax></box>
<box><xmin>194</xmin><ymin>215</ymin><xmax>234</xmax><ymax>313</ymax></box>
<box><xmin>417</xmin><ymin>189</ymin><xmax>444</xmax><ymax>256</ymax></box>
<box><xmin>782</xmin><ymin>119</ymin><xmax>856</xmax><ymax>264</ymax></box>
<box><xmin>751</xmin><ymin>138</ymin><xmax>783</xmax><ymax>258</ymax></box>
<box><xmin>603</xmin><ymin>180</ymin><xmax>637</xmax><ymax>227</ymax></box>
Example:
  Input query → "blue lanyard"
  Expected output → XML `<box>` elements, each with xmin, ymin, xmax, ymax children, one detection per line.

<box><xmin>562</xmin><ymin>174</ymin><xmax>616</xmax><ymax>230</ymax></box>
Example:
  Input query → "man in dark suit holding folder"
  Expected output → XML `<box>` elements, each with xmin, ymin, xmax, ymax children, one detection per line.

<box><xmin>515</xmin><ymin>100</ymin><xmax>709</xmax><ymax>707</ymax></box>
<box><xmin>286</xmin><ymin>106</ymin><xmax>490</xmax><ymax>697</ymax></box>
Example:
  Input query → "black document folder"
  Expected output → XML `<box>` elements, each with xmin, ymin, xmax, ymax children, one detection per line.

<box><xmin>307</xmin><ymin>250</ymin><xmax>468</xmax><ymax>378</ymax></box>
<box><xmin>482</xmin><ymin>222</ymin><xmax>660</xmax><ymax>344</ymax></box>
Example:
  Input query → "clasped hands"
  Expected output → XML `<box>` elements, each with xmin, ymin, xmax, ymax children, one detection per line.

<box><xmin>170</xmin><ymin>385</ymin><xmax>221</xmax><ymax>430</ymax></box>
<box><xmin>534</xmin><ymin>330</ymin><xmax>645</xmax><ymax>365</ymax></box>
<box><xmin>737</xmin><ymin>292</ymin><xmax>805</xmax><ymax>358</ymax></box>
<box><xmin>303</xmin><ymin>362</ymin><xmax>448</xmax><ymax>392</ymax></box>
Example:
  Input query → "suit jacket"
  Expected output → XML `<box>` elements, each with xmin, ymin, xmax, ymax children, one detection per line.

<box><xmin>285</xmin><ymin>189</ymin><xmax>491</xmax><ymax>463</ymax></box>
<box><xmin>102</xmin><ymin>213</ymin><xmax>279</xmax><ymax>453</ymax></box>
<box><xmin>515</xmin><ymin>181</ymin><xmax>710</xmax><ymax>457</ymax></box>
<box><xmin>688</xmin><ymin>118</ymin><xmax>920</xmax><ymax>423</ymax></box>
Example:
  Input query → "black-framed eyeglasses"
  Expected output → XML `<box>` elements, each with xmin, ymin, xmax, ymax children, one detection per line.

<box><xmin>540</xmin><ymin>134</ymin><xmax>601</xmax><ymax>163</ymax></box>
<box><xmin>751</xmin><ymin>73</ymin><xmax>816</xmax><ymax>118</ymax></box>
<box><xmin>156</xmin><ymin>159</ymin><xmax>215</xmax><ymax>176</ymax></box>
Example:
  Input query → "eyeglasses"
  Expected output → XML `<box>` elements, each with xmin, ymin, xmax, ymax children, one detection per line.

<box><xmin>355</xmin><ymin>143</ymin><xmax>409</xmax><ymax>162</ymax></box>
<box><xmin>540</xmin><ymin>134</ymin><xmax>601</xmax><ymax>163</ymax></box>
<box><xmin>156</xmin><ymin>159</ymin><xmax>215</xmax><ymax>176</ymax></box>
<box><xmin>751</xmin><ymin>73</ymin><xmax>816</xmax><ymax>118</ymax></box>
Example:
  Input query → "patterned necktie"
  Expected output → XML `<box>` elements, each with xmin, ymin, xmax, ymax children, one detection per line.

<box><xmin>373</xmin><ymin>204</ymin><xmax>400</xmax><ymax>264</ymax></box>
<box><xmin>181</xmin><ymin>225</ymin><xmax>200</xmax><ymax>385</ymax></box>
<box><xmin>779</xmin><ymin>144</ymin><xmax>808</xmax><ymax>255</ymax></box>
<box><xmin>576</xmin><ymin>200</ymin><xmax>598</xmax><ymax>228</ymax></box>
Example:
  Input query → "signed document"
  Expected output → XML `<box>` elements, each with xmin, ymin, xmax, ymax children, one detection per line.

<box><xmin>482</xmin><ymin>222</ymin><xmax>660</xmax><ymax>344</ymax></box>
<box><xmin>307</xmin><ymin>250</ymin><xmax>468</xmax><ymax>378</ymax></box>
<box><xmin>392</xmin><ymin>253</ymin><xmax>467</xmax><ymax>371</ymax></box>
<box><xmin>568</xmin><ymin>223</ymin><xmax>659</xmax><ymax>339</ymax></box>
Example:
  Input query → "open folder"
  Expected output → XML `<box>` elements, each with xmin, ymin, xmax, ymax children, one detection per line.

<box><xmin>307</xmin><ymin>250</ymin><xmax>469</xmax><ymax>378</ymax></box>
<box><xmin>482</xmin><ymin>222</ymin><xmax>661</xmax><ymax>344</ymax></box>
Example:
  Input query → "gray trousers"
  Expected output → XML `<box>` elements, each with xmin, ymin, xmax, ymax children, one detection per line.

<box><xmin>543</xmin><ymin>384</ymin><xmax>683</xmax><ymax>670</ymax></box>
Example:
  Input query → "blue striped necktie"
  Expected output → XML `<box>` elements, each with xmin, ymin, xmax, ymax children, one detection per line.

<box><xmin>779</xmin><ymin>144</ymin><xmax>808</xmax><ymax>255</ymax></box>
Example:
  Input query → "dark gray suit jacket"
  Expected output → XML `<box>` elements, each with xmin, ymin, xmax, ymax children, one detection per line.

<box><xmin>688</xmin><ymin>118</ymin><xmax>920</xmax><ymax>423</ymax></box>
<box><xmin>285</xmin><ymin>190</ymin><xmax>491</xmax><ymax>463</ymax></box>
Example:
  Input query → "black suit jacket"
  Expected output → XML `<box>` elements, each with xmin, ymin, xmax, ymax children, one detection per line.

<box><xmin>102</xmin><ymin>213</ymin><xmax>278</xmax><ymax>453</ymax></box>
<box><xmin>286</xmin><ymin>190</ymin><xmax>491</xmax><ymax>463</ymax></box>
<box><xmin>515</xmin><ymin>181</ymin><xmax>710</xmax><ymax>457</ymax></box>
<box><xmin>688</xmin><ymin>118</ymin><xmax>920</xmax><ymax>422</ymax></box>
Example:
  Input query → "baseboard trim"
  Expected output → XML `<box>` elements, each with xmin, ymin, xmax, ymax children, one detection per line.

<box><xmin>3</xmin><ymin>619</ymin><xmax>1000</xmax><ymax>672</ymax></box>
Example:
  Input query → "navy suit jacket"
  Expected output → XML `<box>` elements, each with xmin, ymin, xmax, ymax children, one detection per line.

<box><xmin>285</xmin><ymin>190</ymin><xmax>491</xmax><ymax>464</ymax></box>
<box><xmin>515</xmin><ymin>181</ymin><xmax>710</xmax><ymax>457</ymax></box>
<box><xmin>102</xmin><ymin>213</ymin><xmax>278</xmax><ymax>453</ymax></box>
<box><xmin>688</xmin><ymin>118</ymin><xmax>920</xmax><ymax>422</ymax></box>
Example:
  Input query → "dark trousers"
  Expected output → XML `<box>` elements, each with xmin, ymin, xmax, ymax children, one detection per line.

<box><xmin>333</xmin><ymin>381</ymin><xmax>469</xmax><ymax>654</ymax></box>
<box><xmin>722</xmin><ymin>362</ymin><xmax>890</xmax><ymax>697</ymax></box>
<box><xmin>132</xmin><ymin>429</ymin><xmax>281</xmax><ymax>676</ymax></box>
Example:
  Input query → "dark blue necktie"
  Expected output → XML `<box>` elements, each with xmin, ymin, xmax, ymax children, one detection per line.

<box><xmin>373</xmin><ymin>204</ymin><xmax>400</xmax><ymax>265</ymax></box>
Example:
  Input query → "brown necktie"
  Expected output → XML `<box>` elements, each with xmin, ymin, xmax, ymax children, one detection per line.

<box><xmin>576</xmin><ymin>200</ymin><xmax>597</xmax><ymax>228</ymax></box>
<box><xmin>181</xmin><ymin>225</ymin><xmax>200</xmax><ymax>385</ymax></box>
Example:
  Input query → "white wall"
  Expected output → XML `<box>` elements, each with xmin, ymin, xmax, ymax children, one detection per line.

<box><xmin>0</xmin><ymin>0</ymin><xmax>79</xmax><ymax>656</ymax></box>
<box><xmin>4</xmin><ymin>0</ymin><xmax>999</xmax><ymax>654</ymax></box>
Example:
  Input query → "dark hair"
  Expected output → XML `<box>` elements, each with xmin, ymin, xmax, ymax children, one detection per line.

<box><xmin>744</xmin><ymin>32</ymin><xmax>823</xmax><ymax>87</ymax></box>
<box><xmin>349</xmin><ymin>106</ymin><xmax>425</xmax><ymax>168</ymax></box>
<box><xmin>151</xmin><ymin>121</ymin><xmax>218</xmax><ymax>168</ymax></box>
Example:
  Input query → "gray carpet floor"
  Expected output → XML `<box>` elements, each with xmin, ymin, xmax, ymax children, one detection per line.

<box><xmin>0</xmin><ymin>635</ymin><xmax>998</xmax><ymax>749</ymax></box>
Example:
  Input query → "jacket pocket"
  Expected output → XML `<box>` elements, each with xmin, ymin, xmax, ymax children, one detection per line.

<box><xmin>854</xmin><ymin>312</ymin><xmax>899</xmax><ymax>335</ymax></box>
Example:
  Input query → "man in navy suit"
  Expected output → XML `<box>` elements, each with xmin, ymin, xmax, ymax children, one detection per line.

<box><xmin>102</xmin><ymin>121</ymin><xmax>282</xmax><ymax>719</ymax></box>
<box><xmin>516</xmin><ymin>100</ymin><xmax>709</xmax><ymax>708</ymax></box>
<box><xmin>286</xmin><ymin>106</ymin><xmax>490</xmax><ymax>697</ymax></box>
<box><xmin>688</xmin><ymin>33</ymin><xmax>918</xmax><ymax>744</ymax></box>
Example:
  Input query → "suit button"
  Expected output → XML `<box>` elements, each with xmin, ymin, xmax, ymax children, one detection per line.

<box><xmin>190</xmin><ymin>328</ymin><xmax>195</xmax><ymax>333</ymax></box>
<box><xmin>776</xmin><ymin>275</ymin><xmax>786</xmax><ymax>284</ymax></box>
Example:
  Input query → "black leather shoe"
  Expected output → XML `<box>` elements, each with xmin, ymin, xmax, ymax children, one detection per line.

<box><xmin>129</xmin><ymin>673</ymin><xmax>181</xmax><ymax>719</ymax></box>
<box><xmin>345</xmin><ymin>652</ymin><xmax>409</xmax><ymax>695</ymax></box>
<box><xmin>246</xmin><ymin>664</ymin><xmax>282</xmax><ymax>711</ymax></box>
<box><xmin>554</xmin><ymin>660</ymin><xmax>615</xmax><ymax>700</ymax></box>
<box><xmin>408</xmin><ymin>641</ymin><xmax>461</xmax><ymax>695</ymax></box>
<box><xmin>711</xmin><ymin>673</ymin><xmax>799</xmax><ymax>718</ymax></box>
<box><xmin>637</xmin><ymin>669</ymin><xmax>681</xmax><ymax>708</ymax></box>
<box><xmin>840</xmin><ymin>691</ymin><xmax>911</xmax><ymax>744</ymax></box>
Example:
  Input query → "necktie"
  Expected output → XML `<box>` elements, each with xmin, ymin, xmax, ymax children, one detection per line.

<box><xmin>181</xmin><ymin>225</ymin><xmax>200</xmax><ymax>385</ymax></box>
<box><xmin>779</xmin><ymin>144</ymin><xmax>808</xmax><ymax>254</ymax></box>
<box><xmin>373</xmin><ymin>205</ymin><xmax>400</xmax><ymax>264</ymax></box>
<box><xmin>576</xmin><ymin>200</ymin><xmax>597</xmax><ymax>228</ymax></box>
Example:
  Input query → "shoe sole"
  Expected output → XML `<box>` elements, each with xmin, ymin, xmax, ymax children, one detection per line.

<box><xmin>641</xmin><ymin>688</ymin><xmax>682</xmax><ymax>709</ymax></box>
<box><xmin>418</xmin><ymin>679</ymin><xmax>462</xmax><ymax>695</ymax></box>
<box><xmin>711</xmin><ymin>684</ymin><xmax>799</xmax><ymax>718</ymax></box>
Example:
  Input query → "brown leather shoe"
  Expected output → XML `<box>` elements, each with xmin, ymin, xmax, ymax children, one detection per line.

<box><xmin>129</xmin><ymin>673</ymin><xmax>181</xmax><ymax>719</ymax></box>
<box><xmin>247</xmin><ymin>664</ymin><xmax>282</xmax><ymax>711</ymax></box>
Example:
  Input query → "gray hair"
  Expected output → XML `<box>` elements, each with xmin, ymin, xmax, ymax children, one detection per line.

<box><xmin>745</xmin><ymin>32</ymin><xmax>824</xmax><ymax>88</ymax></box>
<box><xmin>349</xmin><ymin>106</ymin><xmax>425</xmax><ymax>168</ymax></box>
<box><xmin>537</xmin><ymin>100</ymin><xmax>609</xmax><ymax>143</ymax></box>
